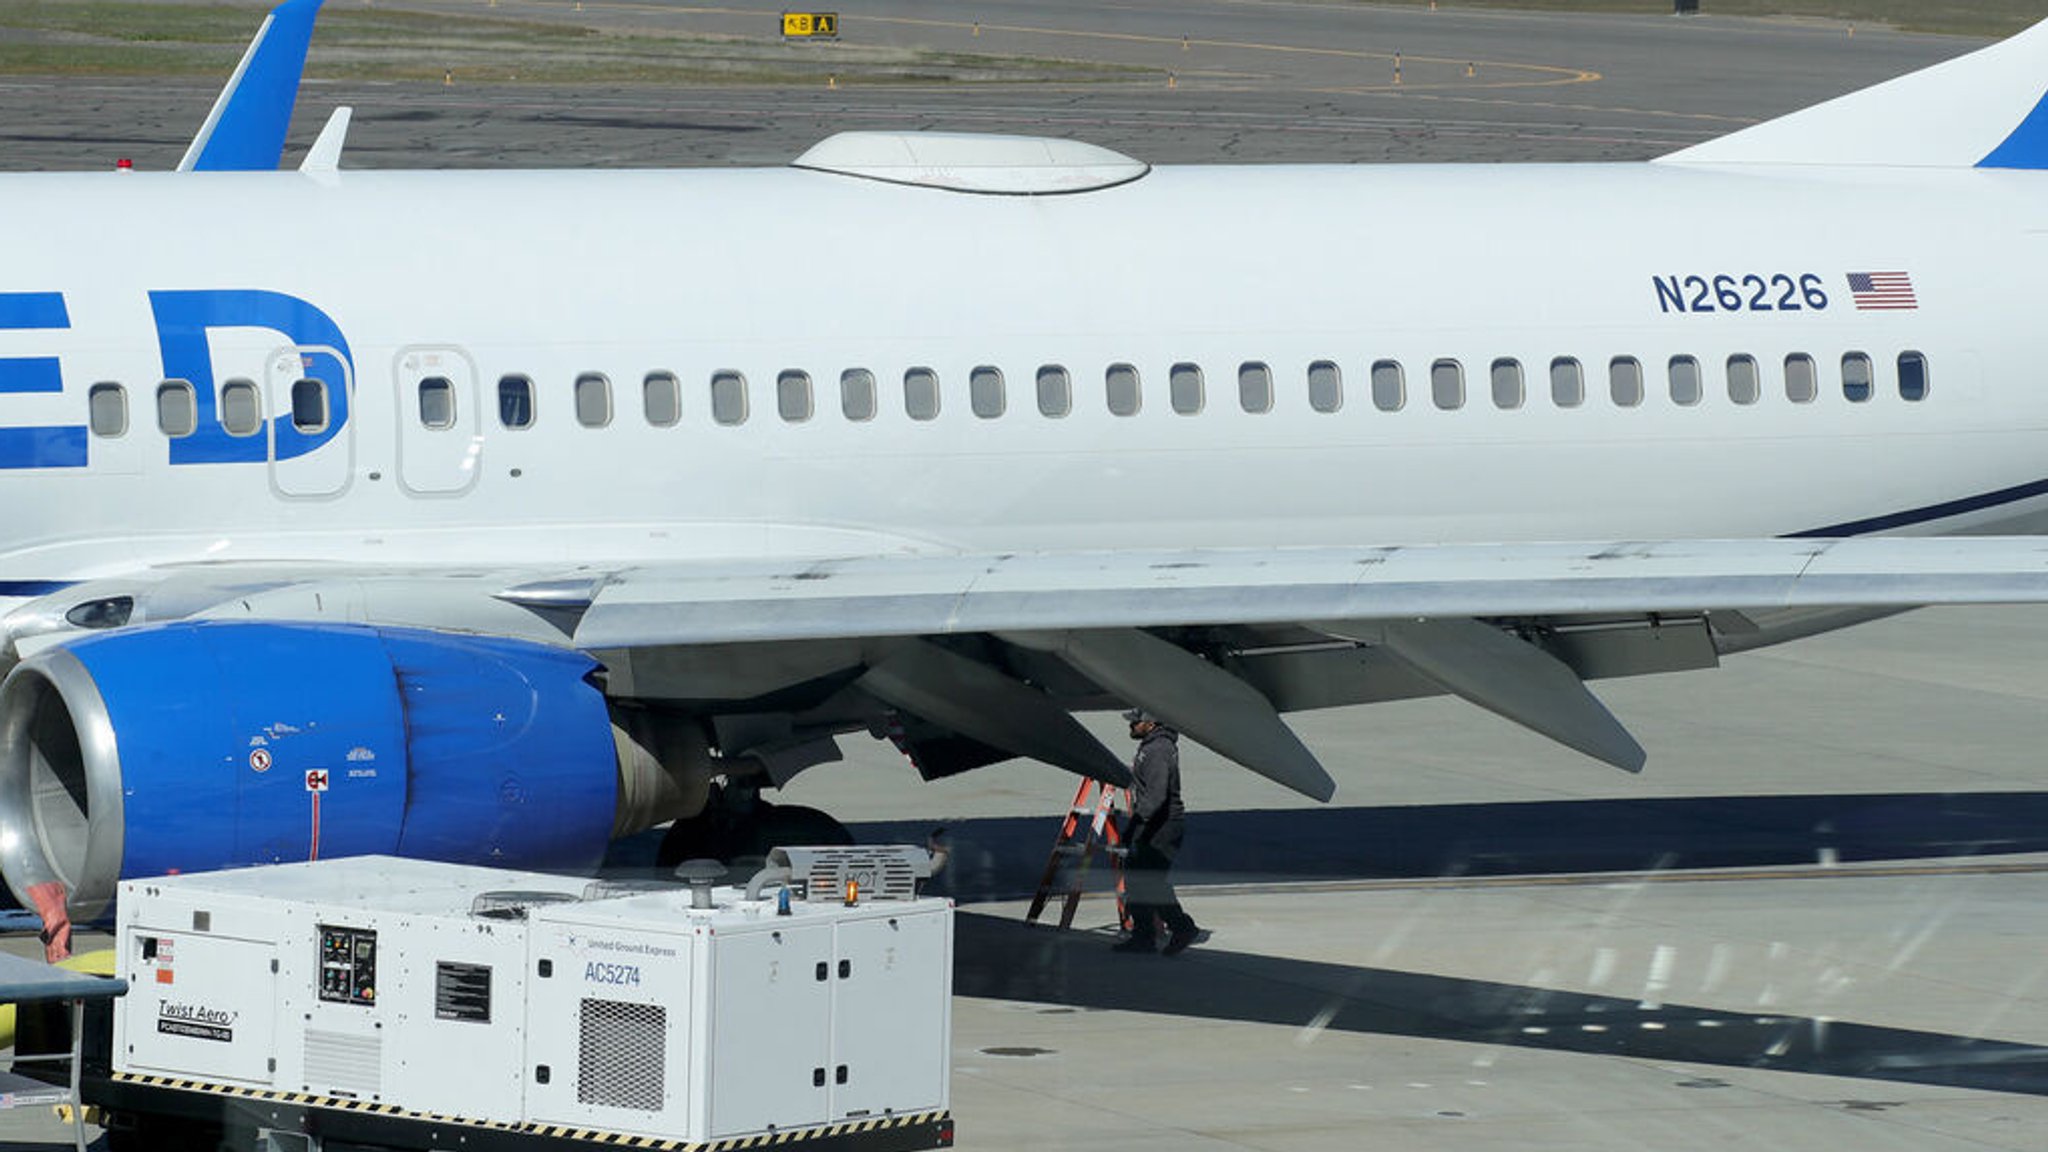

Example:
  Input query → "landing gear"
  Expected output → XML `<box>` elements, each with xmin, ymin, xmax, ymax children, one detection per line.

<box><xmin>655</xmin><ymin>782</ymin><xmax>853</xmax><ymax>868</ymax></box>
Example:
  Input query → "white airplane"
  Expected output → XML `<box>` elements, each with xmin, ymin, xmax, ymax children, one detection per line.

<box><xmin>4</xmin><ymin>1</ymin><xmax>2048</xmax><ymax>930</ymax></box>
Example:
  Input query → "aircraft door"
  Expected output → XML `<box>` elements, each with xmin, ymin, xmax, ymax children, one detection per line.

<box><xmin>266</xmin><ymin>344</ymin><xmax>353</xmax><ymax>498</ymax></box>
<box><xmin>394</xmin><ymin>346</ymin><xmax>481</xmax><ymax>496</ymax></box>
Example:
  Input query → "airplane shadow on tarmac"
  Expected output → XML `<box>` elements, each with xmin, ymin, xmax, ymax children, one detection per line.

<box><xmin>846</xmin><ymin>790</ymin><xmax>2048</xmax><ymax>903</ymax></box>
<box><xmin>951</xmin><ymin>910</ymin><xmax>2048</xmax><ymax>1098</ymax></box>
<box><xmin>604</xmin><ymin>790</ymin><xmax>2048</xmax><ymax>1096</ymax></box>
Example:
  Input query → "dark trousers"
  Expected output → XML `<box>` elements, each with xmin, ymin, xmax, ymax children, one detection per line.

<box><xmin>1124</xmin><ymin>818</ymin><xmax>1196</xmax><ymax>941</ymax></box>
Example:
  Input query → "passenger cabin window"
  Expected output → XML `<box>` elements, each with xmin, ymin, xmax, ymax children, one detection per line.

<box><xmin>498</xmin><ymin>375</ymin><xmax>535</xmax><ymax>429</ymax></box>
<box><xmin>418</xmin><ymin>376</ymin><xmax>456</xmax><ymax>430</ymax></box>
<box><xmin>711</xmin><ymin>370</ymin><xmax>748</xmax><ymax>426</ymax></box>
<box><xmin>1726</xmin><ymin>355</ymin><xmax>1760</xmax><ymax>406</ymax></box>
<box><xmin>1490</xmin><ymin>358</ymin><xmax>1524</xmax><ymax>410</ymax></box>
<box><xmin>1106</xmin><ymin>363</ymin><xmax>1141</xmax><ymax>416</ymax></box>
<box><xmin>970</xmin><ymin>366</ymin><xmax>1005</xmax><ymax>419</ymax></box>
<box><xmin>157</xmin><ymin>380</ymin><xmax>196</xmax><ymax>438</ymax></box>
<box><xmin>1370</xmin><ymin>360</ymin><xmax>1403</xmax><ymax>412</ymax></box>
<box><xmin>88</xmin><ymin>383</ymin><xmax>127</xmax><ymax>438</ymax></box>
<box><xmin>1036</xmin><ymin>365</ymin><xmax>1071</xmax><ymax>418</ymax></box>
<box><xmin>1239</xmin><ymin>362</ymin><xmax>1273</xmax><ymax>414</ymax></box>
<box><xmin>778</xmin><ymin>370</ymin><xmax>814</xmax><ymax>423</ymax></box>
<box><xmin>290</xmin><ymin>378</ymin><xmax>328</xmax><ymax>433</ymax></box>
<box><xmin>1842</xmin><ymin>352</ymin><xmax>1874</xmax><ymax>403</ymax></box>
<box><xmin>1899</xmin><ymin>351</ymin><xmax>1930</xmax><ymax>401</ymax></box>
<box><xmin>575</xmin><ymin>373</ymin><xmax>612</xmax><ymax>428</ymax></box>
<box><xmin>1668</xmin><ymin>356</ymin><xmax>1702</xmax><ymax>407</ymax></box>
<box><xmin>1170</xmin><ymin>363</ymin><xmax>1204</xmax><ymax>415</ymax></box>
<box><xmin>1785</xmin><ymin>354</ymin><xmax>1818</xmax><ymax>404</ymax></box>
<box><xmin>841</xmin><ymin>369</ymin><xmax>876</xmax><ymax>422</ymax></box>
<box><xmin>1550</xmin><ymin>358</ymin><xmax>1584</xmax><ymax>408</ymax></box>
<box><xmin>221</xmin><ymin>378</ymin><xmax>262</xmax><ymax>437</ymax></box>
<box><xmin>1308</xmin><ymin>361</ymin><xmax>1343</xmax><ymax>413</ymax></box>
<box><xmin>643</xmin><ymin>372</ymin><xmax>681</xmax><ymax>427</ymax></box>
<box><xmin>904</xmin><ymin>367</ymin><xmax>940</xmax><ymax>421</ymax></box>
<box><xmin>1430</xmin><ymin>359</ymin><xmax>1464</xmax><ymax>411</ymax></box>
<box><xmin>1609</xmin><ymin>357</ymin><xmax>1644</xmax><ymax>408</ymax></box>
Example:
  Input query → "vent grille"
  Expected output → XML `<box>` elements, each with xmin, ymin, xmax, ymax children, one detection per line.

<box><xmin>471</xmin><ymin>890</ymin><xmax>579</xmax><ymax>920</ymax></box>
<box><xmin>795</xmin><ymin>846</ymin><xmax>924</xmax><ymax>902</ymax></box>
<box><xmin>581</xmin><ymin>879</ymin><xmax>680</xmax><ymax>901</ymax></box>
<box><xmin>304</xmin><ymin>1030</ymin><xmax>381</xmax><ymax>1098</ymax></box>
<box><xmin>578</xmin><ymin>998</ymin><xmax>666</xmax><ymax>1111</ymax></box>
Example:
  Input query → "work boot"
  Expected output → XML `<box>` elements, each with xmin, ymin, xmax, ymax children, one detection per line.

<box><xmin>1161</xmin><ymin>925</ymin><xmax>1200</xmax><ymax>957</ymax></box>
<box><xmin>1110</xmin><ymin>935</ymin><xmax>1157</xmax><ymax>954</ymax></box>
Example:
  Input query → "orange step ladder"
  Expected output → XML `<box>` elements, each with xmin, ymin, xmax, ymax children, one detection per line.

<box><xmin>1025</xmin><ymin>778</ymin><xmax>1131</xmax><ymax>931</ymax></box>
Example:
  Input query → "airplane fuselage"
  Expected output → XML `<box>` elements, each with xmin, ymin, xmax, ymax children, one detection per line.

<box><xmin>2</xmin><ymin>160</ymin><xmax>2044</xmax><ymax>599</ymax></box>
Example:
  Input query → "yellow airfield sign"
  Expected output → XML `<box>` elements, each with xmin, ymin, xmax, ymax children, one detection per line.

<box><xmin>782</xmin><ymin>11</ymin><xmax>839</xmax><ymax>39</ymax></box>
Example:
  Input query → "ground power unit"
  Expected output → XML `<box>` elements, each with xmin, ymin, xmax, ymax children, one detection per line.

<box><xmin>94</xmin><ymin>852</ymin><xmax>953</xmax><ymax>1152</ymax></box>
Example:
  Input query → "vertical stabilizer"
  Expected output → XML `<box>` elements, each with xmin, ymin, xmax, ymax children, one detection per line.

<box><xmin>1659</xmin><ymin>19</ymin><xmax>2048</xmax><ymax>169</ymax></box>
<box><xmin>177</xmin><ymin>0</ymin><xmax>325</xmax><ymax>172</ymax></box>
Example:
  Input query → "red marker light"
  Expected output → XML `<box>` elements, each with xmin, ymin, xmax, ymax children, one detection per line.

<box><xmin>115</xmin><ymin>158</ymin><xmax>133</xmax><ymax>172</ymax></box>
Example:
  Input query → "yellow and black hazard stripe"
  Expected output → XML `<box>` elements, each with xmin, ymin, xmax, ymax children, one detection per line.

<box><xmin>706</xmin><ymin>1113</ymin><xmax>944</xmax><ymax>1151</ymax></box>
<box><xmin>109</xmin><ymin>1075</ymin><xmax>948</xmax><ymax>1152</ymax></box>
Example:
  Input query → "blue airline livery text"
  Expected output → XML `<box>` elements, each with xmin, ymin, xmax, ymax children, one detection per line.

<box><xmin>0</xmin><ymin>290</ymin><xmax>353</xmax><ymax>470</ymax></box>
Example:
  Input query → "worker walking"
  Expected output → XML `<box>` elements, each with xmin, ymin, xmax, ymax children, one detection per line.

<box><xmin>1113</xmin><ymin>709</ymin><xmax>1201</xmax><ymax>956</ymax></box>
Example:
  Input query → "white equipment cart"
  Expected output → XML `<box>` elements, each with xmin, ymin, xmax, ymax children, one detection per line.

<box><xmin>87</xmin><ymin>851</ymin><xmax>954</xmax><ymax>1152</ymax></box>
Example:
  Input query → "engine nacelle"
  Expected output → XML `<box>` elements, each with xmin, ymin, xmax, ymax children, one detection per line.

<box><xmin>0</xmin><ymin>622</ymin><xmax>621</xmax><ymax>919</ymax></box>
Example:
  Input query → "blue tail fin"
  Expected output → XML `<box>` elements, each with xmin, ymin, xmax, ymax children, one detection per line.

<box><xmin>1660</xmin><ymin>18</ymin><xmax>2048</xmax><ymax>170</ymax></box>
<box><xmin>177</xmin><ymin>0</ymin><xmax>325</xmax><ymax>172</ymax></box>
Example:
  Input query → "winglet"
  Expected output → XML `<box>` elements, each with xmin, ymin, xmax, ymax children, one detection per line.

<box><xmin>178</xmin><ymin>0</ymin><xmax>325</xmax><ymax>172</ymax></box>
<box><xmin>1659</xmin><ymin>18</ymin><xmax>2048</xmax><ymax>169</ymax></box>
<box><xmin>299</xmin><ymin>106</ymin><xmax>352</xmax><ymax>172</ymax></box>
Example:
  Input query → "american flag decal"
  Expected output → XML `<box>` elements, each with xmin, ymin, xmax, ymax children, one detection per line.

<box><xmin>1846</xmin><ymin>271</ymin><xmax>1918</xmax><ymax>310</ymax></box>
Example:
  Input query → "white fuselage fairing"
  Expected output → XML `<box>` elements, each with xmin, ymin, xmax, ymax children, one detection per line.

<box><xmin>1</xmin><ymin>159</ymin><xmax>2043</xmax><ymax>590</ymax></box>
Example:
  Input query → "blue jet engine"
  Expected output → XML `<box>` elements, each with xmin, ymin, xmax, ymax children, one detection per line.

<box><xmin>0</xmin><ymin>621</ymin><xmax>622</xmax><ymax>919</ymax></box>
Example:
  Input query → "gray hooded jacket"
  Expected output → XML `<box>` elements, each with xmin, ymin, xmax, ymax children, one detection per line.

<box><xmin>1129</xmin><ymin>726</ymin><xmax>1186</xmax><ymax>846</ymax></box>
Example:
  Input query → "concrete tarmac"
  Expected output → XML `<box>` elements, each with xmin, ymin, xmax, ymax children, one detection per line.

<box><xmin>3</xmin><ymin>2</ymin><xmax>2047</xmax><ymax>1149</ymax></box>
<box><xmin>0</xmin><ymin>0</ymin><xmax>1984</xmax><ymax>169</ymax></box>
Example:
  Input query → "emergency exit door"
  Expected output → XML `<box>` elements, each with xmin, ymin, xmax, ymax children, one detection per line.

<box><xmin>267</xmin><ymin>344</ymin><xmax>353</xmax><ymax>498</ymax></box>
<box><xmin>394</xmin><ymin>346</ymin><xmax>480</xmax><ymax>496</ymax></box>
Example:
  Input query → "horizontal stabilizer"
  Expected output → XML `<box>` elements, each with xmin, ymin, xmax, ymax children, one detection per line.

<box><xmin>1323</xmin><ymin>618</ymin><xmax>1645</xmax><ymax>773</ymax></box>
<box><xmin>179</xmin><ymin>0</ymin><xmax>324</xmax><ymax>172</ymax></box>
<box><xmin>1661</xmin><ymin>18</ymin><xmax>2048</xmax><ymax>169</ymax></box>
<box><xmin>858</xmin><ymin>640</ymin><xmax>1130</xmax><ymax>786</ymax></box>
<box><xmin>1004</xmin><ymin>628</ymin><xmax>1337</xmax><ymax>802</ymax></box>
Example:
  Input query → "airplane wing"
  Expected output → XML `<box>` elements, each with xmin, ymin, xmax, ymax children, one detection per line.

<box><xmin>11</xmin><ymin>534</ymin><xmax>2048</xmax><ymax>806</ymax></box>
<box><xmin>545</xmin><ymin>536</ymin><xmax>2048</xmax><ymax>647</ymax></box>
<box><xmin>177</xmin><ymin>0</ymin><xmax>324</xmax><ymax>171</ymax></box>
<box><xmin>6</xmin><ymin>536</ymin><xmax>2046</xmax><ymax>916</ymax></box>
